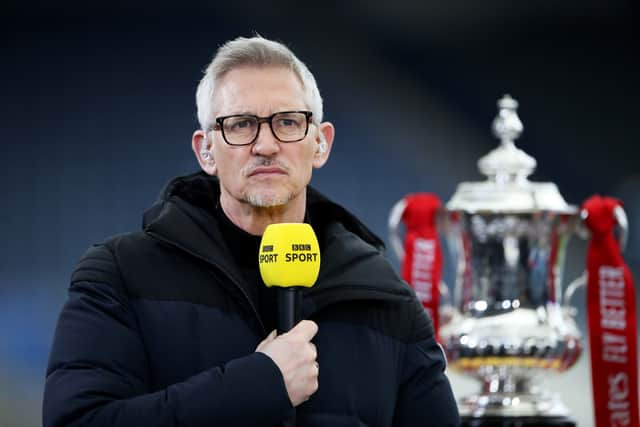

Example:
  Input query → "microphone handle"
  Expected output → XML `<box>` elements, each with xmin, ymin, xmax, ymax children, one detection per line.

<box><xmin>277</xmin><ymin>287</ymin><xmax>302</xmax><ymax>334</ymax></box>
<box><xmin>277</xmin><ymin>287</ymin><xmax>302</xmax><ymax>427</ymax></box>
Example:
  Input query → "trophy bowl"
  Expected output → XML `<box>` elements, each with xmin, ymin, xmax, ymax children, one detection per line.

<box><xmin>438</xmin><ymin>95</ymin><xmax>584</xmax><ymax>426</ymax></box>
<box><xmin>439</xmin><ymin>211</ymin><xmax>583</xmax><ymax>424</ymax></box>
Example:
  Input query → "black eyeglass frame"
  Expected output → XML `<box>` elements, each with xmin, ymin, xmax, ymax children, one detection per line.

<box><xmin>210</xmin><ymin>110</ymin><xmax>313</xmax><ymax>146</ymax></box>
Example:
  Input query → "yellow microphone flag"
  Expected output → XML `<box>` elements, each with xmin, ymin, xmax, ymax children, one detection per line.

<box><xmin>259</xmin><ymin>223</ymin><xmax>321</xmax><ymax>288</ymax></box>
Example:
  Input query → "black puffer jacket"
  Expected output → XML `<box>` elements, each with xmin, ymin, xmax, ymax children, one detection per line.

<box><xmin>44</xmin><ymin>172</ymin><xmax>460</xmax><ymax>427</ymax></box>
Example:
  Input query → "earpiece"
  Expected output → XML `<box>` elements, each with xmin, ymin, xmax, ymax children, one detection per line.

<box><xmin>318</xmin><ymin>141</ymin><xmax>328</xmax><ymax>154</ymax></box>
<box><xmin>200</xmin><ymin>144</ymin><xmax>212</xmax><ymax>160</ymax></box>
<box><xmin>201</xmin><ymin>135</ymin><xmax>212</xmax><ymax>161</ymax></box>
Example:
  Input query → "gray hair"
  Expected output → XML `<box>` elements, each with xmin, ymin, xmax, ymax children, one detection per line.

<box><xmin>195</xmin><ymin>36</ymin><xmax>324</xmax><ymax>131</ymax></box>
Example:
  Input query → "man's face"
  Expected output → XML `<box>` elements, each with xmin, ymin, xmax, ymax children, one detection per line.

<box><xmin>207</xmin><ymin>66</ymin><xmax>324</xmax><ymax>209</ymax></box>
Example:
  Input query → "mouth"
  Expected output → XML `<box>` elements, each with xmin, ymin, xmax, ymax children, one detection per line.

<box><xmin>248</xmin><ymin>166</ymin><xmax>288</xmax><ymax>177</ymax></box>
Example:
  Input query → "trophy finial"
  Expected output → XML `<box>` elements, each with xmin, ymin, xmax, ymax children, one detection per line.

<box><xmin>492</xmin><ymin>94</ymin><xmax>523</xmax><ymax>145</ymax></box>
<box><xmin>478</xmin><ymin>95</ymin><xmax>535</xmax><ymax>181</ymax></box>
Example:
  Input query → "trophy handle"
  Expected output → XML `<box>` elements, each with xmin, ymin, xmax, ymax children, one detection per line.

<box><xmin>439</xmin><ymin>281</ymin><xmax>453</xmax><ymax>307</ymax></box>
<box><xmin>563</xmin><ymin>272</ymin><xmax>586</xmax><ymax>315</ymax></box>
<box><xmin>388</xmin><ymin>199</ymin><xmax>453</xmax><ymax>316</ymax></box>
<box><xmin>563</xmin><ymin>205</ymin><xmax>629</xmax><ymax>309</ymax></box>
<box><xmin>388</xmin><ymin>198</ymin><xmax>407</xmax><ymax>262</ymax></box>
<box><xmin>613</xmin><ymin>205</ymin><xmax>629</xmax><ymax>251</ymax></box>
<box><xmin>438</xmin><ymin>280</ymin><xmax>456</xmax><ymax>327</ymax></box>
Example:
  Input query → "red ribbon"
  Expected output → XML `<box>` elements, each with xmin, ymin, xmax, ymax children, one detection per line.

<box><xmin>583</xmin><ymin>195</ymin><xmax>639</xmax><ymax>427</ymax></box>
<box><xmin>400</xmin><ymin>193</ymin><xmax>443</xmax><ymax>337</ymax></box>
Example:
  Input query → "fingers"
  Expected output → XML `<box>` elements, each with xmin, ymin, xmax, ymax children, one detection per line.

<box><xmin>309</xmin><ymin>342</ymin><xmax>317</xmax><ymax>361</ymax></box>
<box><xmin>299</xmin><ymin>360</ymin><xmax>320</xmax><ymax>404</ymax></box>
<box><xmin>287</xmin><ymin>322</ymin><xmax>317</xmax><ymax>364</ymax></box>
<box><xmin>287</xmin><ymin>320</ymin><xmax>318</xmax><ymax>341</ymax></box>
<box><xmin>309</xmin><ymin>361</ymin><xmax>320</xmax><ymax>397</ymax></box>
<box><xmin>254</xmin><ymin>321</ymin><xmax>320</xmax><ymax>407</ymax></box>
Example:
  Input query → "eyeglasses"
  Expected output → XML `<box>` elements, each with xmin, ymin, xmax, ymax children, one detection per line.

<box><xmin>211</xmin><ymin>110</ymin><xmax>313</xmax><ymax>146</ymax></box>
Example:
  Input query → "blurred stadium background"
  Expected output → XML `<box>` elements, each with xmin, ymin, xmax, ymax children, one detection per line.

<box><xmin>2</xmin><ymin>1</ymin><xmax>638</xmax><ymax>426</ymax></box>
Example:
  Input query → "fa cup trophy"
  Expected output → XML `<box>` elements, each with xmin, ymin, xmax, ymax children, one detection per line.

<box><xmin>390</xmin><ymin>95</ymin><xmax>638</xmax><ymax>426</ymax></box>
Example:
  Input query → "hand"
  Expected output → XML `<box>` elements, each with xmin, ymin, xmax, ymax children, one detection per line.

<box><xmin>256</xmin><ymin>320</ymin><xmax>319</xmax><ymax>407</ymax></box>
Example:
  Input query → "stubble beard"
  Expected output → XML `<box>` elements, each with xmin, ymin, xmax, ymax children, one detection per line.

<box><xmin>244</xmin><ymin>188</ymin><xmax>296</xmax><ymax>208</ymax></box>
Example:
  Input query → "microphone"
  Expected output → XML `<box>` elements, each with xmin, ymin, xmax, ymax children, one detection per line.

<box><xmin>259</xmin><ymin>223</ymin><xmax>321</xmax><ymax>334</ymax></box>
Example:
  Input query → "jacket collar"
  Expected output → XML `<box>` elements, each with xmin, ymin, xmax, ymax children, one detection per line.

<box><xmin>143</xmin><ymin>171</ymin><xmax>384</xmax><ymax>252</ymax></box>
<box><xmin>142</xmin><ymin>172</ymin><xmax>413</xmax><ymax>314</ymax></box>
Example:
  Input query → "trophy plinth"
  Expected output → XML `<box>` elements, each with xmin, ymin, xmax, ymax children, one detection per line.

<box><xmin>440</xmin><ymin>95</ymin><xmax>581</xmax><ymax>426</ymax></box>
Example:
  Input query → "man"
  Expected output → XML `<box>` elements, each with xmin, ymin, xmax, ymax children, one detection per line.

<box><xmin>43</xmin><ymin>36</ymin><xmax>460</xmax><ymax>426</ymax></box>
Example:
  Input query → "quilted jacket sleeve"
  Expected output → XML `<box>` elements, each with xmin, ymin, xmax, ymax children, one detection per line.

<box><xmin>43</xmin><ymin>244</ymin><xmax>292</xmax><ymax>427</ymax></box>
<box><xmin>392</xmin><ymin>300</ymin><xmax>460</xmax><ymax>427</ymax></box>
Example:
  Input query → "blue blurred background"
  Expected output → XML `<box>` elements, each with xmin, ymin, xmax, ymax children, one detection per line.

<box><xmin>2</xmin><ymin>1</ymin><xmax>638</xmax><ymax>426</ymax></box>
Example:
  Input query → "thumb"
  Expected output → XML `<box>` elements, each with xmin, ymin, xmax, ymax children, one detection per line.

<box><xmin>255</xmin><ymin>329</ymin><xmax>277</xmax><ymax>352</ymax></box>
<box><xmin>265</xmin><ymin>329</ymin><xmax>277</xmax><ymax>341</ymax></box>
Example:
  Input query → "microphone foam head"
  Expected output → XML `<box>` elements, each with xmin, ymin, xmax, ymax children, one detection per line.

<box><xmin>259</xmin><ymin>223</ymin><xmax>321</xmax><ymax>288</ymax></box>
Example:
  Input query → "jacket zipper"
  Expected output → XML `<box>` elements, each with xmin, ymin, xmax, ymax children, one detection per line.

<box><xmin>146</xmin><ymin>231</ymin><xmax>267</xmax><ymax>334</ymax></box>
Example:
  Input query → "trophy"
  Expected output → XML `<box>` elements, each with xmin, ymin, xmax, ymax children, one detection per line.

<box><xmin>390</xmin><ymin>95</ymin><xmax>635</xmax><ymax>426</ymax></box>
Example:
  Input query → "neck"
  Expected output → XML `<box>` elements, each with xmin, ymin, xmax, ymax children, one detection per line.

<box><xmin>219</xmin><ymin>192</ymin><xmax>307</xmax><ymax>235</ymax></box>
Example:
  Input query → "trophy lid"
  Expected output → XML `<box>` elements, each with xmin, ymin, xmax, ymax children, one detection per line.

<box><xmin>446</xmin><ymin>95</ymin><xmax>577</xmax><ymax>214</ymax></box>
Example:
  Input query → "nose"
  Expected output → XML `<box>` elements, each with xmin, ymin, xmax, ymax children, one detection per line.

<box><xmin>251</xmin><ymin>121</ymin><xmax>280</xmax><ymax>156</ymax></box>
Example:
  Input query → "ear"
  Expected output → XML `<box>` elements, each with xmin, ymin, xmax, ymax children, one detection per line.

<box><xmin>312</xmin><ymin>122</ymin><xmax>335</xmax><ymax>169</ymax></box>
<box><xmin>192</xmin><ymin>130</ymin><xmax>217</xmax><ymax>175</ymax></box>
